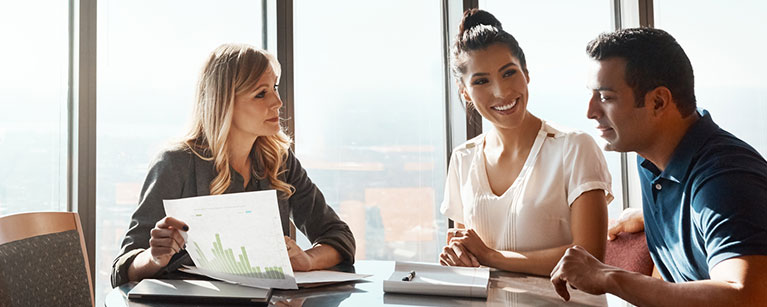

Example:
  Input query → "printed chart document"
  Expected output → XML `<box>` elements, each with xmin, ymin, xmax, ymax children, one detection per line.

<box><xmin>383</xmin><ymin>261</ymin><xmax>489</xmax><ymax>298</ymax></box>
<box><xmin>180</xmin><ymin>266</ymin><xmax>371</xmax><ymax>288</ymax></box>
<box><xmin>164</xmin><ymin>190</ymin><xmax>298</xmax><ymax>289</ymax></box>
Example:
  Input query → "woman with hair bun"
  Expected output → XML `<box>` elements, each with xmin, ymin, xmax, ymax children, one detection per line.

<box><xmin>439</xmin><ymin>9</ymin><xmax>612</xmax><ymax>276</ymax></box>
<box><xmin>110</xmin><ymin>44</ymin><xmax>355</xmax><ymax>286</ymax></box>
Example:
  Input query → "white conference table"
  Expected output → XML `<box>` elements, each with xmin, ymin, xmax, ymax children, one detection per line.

<box><xmin>105</xmin><ymin>260</ymin><xmax>631</xmax><ymax>306</ymax></box>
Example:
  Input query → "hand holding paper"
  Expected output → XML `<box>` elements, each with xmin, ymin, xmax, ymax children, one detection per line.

<box><xmin>284</xmin><ymin>236</ymin><xmax>312</xmax><ymax>271</ymax></box>
<box><xmin>164</xmin><ymin>190</ymin><xmax>298</xmax><ymax>289</ymax></box>
<box><xmin>163</xmin><ymin>190</ymin><xmax>369</xmax><ymax>289</ymax></box>
<box><xmin>147</xmin><ymin>216</ymin><xmax>189</xmax><ymax>266</ymax></box>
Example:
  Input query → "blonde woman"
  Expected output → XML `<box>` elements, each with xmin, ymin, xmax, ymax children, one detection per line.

<box><xmin>111</xmin><ymin>44</ymin><xmax>355</xmax><ymax>286</ymax></box>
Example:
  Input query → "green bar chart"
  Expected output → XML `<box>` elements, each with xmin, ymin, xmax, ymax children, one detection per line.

<box><xmin>193</xmin><ymin>233</ymin><xmax>286</xmax><ymax>279</ymax></box>
<box><xmin>164</xmin><ymin>190</ymin><xmax>297</xmax><ymax>289</ymax></box>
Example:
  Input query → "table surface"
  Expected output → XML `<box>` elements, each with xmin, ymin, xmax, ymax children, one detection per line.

<box><xmin>105</xmin><ymin>260</ymin><xmax>630</xmax><ymax>306</ymax></box>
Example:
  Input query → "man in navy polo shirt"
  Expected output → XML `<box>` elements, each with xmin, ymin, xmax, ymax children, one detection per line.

<box><xmin>550</xmin><ymin>28</ymin><xmax>767</xmax><ymax>306</ymax></box>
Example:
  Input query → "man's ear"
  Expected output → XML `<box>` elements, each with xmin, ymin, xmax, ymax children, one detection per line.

<box><xmin>647</xmin><ymin>86</ymin><xmax>673</xmax><ymax>116</ymax></box>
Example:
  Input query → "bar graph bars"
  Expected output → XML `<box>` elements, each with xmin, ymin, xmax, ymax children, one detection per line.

<box><xmin>193</xmin><ymin>233</ymin><xmax>285</xmax><ymax>279</ymax></box>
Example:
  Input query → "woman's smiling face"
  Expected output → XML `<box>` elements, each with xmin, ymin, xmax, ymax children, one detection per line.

<box><xmin>460</xmin><ymin>43</ymin><xmax>530</xmax><ymax>130</ymax></box>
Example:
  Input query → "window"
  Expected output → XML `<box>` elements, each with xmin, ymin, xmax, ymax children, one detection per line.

<box><xmin>479</xmin><ymin>0</ymin><xmax>624</xmax><ymax>218</ymax></box>
<box><xmin>95</xmin><ymin>1</ymin><xmax>264</xmax><ymax>304</ymax></box>
<box><xmin>0</xmin><ymin>2</ymin><xmax>69</xmax><ymax>215</ymax></box>
<box><xmin>655</xmin><ymin>1</ymin><xmax>767</xmax><ymax>157</ymax></box>
<box><xmin>293</xmin><ymin>0</ymin><xmax>448</xmax><ymax>261</ymax></box>
<box><xmin>12</xmin><ymin>2</ymin><xmax>767</xmax><ymax>303</ymax></box>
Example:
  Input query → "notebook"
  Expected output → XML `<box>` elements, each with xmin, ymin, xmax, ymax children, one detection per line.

<box><xmin>383</xmin><ymin>261</ymin><xmax>490</xmax><ymax>298</ymax></box>
<box><xmin>128</xmin><ymin>279</ymin><xmax>271</xmax><ymax>304</ymax></box>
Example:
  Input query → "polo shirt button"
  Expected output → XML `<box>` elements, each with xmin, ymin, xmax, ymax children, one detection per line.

<box><xmin>655</xmin><ymin>183</ymin><xmax>662</xmax><ymax>190</ymax></box>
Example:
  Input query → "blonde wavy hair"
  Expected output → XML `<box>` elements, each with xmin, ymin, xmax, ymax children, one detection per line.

<box><xmin>184</xmin><ymin>43</ymin><xmax>294</xmax><ymax>197</ymax></box>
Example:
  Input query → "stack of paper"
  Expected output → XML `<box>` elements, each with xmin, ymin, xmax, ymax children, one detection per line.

<box><xmin>383</xmin><ymin>261</ymin><xmax>489</xmax><ymax>298</ymax></box>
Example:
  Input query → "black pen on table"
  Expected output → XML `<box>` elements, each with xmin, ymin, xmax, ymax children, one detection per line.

<box><xmin>402</xmin><ymin>270</ymin><xmax>416</xmax><ymax>281</ymax></box>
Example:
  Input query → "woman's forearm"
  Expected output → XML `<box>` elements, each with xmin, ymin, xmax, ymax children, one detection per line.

<box><xmin>483</xmin><ymin>244</ymin><xmax>574</xmax><ymax>276</ymax></box>
<box><xmin>127</xmin><ymin>249</ymin><xmax>166</xmax><ymax>282</ymax></box>
<box><xmin>305</xmin><ymin>244</ymin><xmax>343</xmax><ymax>271</ymax></box>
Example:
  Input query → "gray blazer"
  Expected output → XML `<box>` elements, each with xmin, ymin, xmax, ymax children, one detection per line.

<box><xmin>110</xmin><ymin>146</ymin><xmax>355</xmax><ymax>287</ymax></box>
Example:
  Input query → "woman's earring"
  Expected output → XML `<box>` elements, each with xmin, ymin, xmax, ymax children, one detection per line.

<box><xmin>459</xmin><ymin>95</ymin><xmax>474</xmax><ymax>111</ymax></box>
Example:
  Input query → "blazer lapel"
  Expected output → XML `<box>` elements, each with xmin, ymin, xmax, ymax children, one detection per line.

<box><xmin>194</xmin><ymin>155</ymin><xmax>215</xmax><ymax>196</ymax></box>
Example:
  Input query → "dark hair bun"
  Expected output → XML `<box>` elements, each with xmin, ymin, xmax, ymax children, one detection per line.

<box><xmin>459</xmin><ymin>9</ymin><xmax>503</xmax><ymax>35</ymax></box>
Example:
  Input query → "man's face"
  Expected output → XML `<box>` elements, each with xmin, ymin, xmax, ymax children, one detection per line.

<box><xmin>586</xmin><ymin>57</ymin><xmax>654</xmax><ymax>152</ymax></box>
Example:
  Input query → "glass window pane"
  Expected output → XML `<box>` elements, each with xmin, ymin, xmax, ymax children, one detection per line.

<box><xmin>96</xmin><ymin>1</ymin><xmax>263</xmax><ymax>305</ymax></box>
<box><xmin>655</xmin><ymin>0</ymin><xmax>767</xmax><ymax>157</ymax></box>
<box><xmin>479</xmin><ymin>1</ymin><xmax>623</xmax><ymax>218</ymax></box>
<box><xmin>0</xmin><ymin>2</ymin><xmax>69</xmax><ymax>215</ymax></box>
<box><xmin>293</xmin><ymin>0</ymin><xmax>447</xmax><ymax>261</ymax></box>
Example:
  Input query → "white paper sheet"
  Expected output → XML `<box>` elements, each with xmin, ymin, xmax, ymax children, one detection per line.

<box><xmin>163</xmin><ymin>190</ymin><xmax>298</xmax><ymax>289</ymax></box>
<box><xmin>180</xmin><ymin>266</ymin><xmax>371</xmax><ymax>288</ymax></box>
<box><xmin>292</xmin><ymin>270</ymin><xmax>372</xmax><ymax>285</ymax></box>
<box><xmin>383</xmin><ymin>261</ymin><xmax>489</xmax><ymax>298</ymax></box>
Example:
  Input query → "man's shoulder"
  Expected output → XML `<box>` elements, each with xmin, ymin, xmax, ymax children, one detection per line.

<box><xmin>686</xmin><ymin>128</ymin><xmax>767</xmax><ymax>210</ymax></box>
<box><xmin>691</xmin><ymin>128</ymin><xmax>767</xmax><ymax>179</ymax></box>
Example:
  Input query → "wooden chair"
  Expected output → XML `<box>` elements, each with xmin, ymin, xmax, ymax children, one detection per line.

<box><xmin>0</xmin><ymin>212</ymin><xmax>94</xmax><ymax>307</ymax></box>
<box><xmin>604</xmin><ymin>231</ymin><xmax>654</xmax><ymax>276</ymax></box>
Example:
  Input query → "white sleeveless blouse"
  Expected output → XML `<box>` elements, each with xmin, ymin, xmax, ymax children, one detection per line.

<box><xmin>440</xmin><ymin>121</ymin><xmax>613</xmax><ymax>251</ymax></box>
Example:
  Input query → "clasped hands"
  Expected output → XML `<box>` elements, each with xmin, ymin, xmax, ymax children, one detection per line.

<box><xmin>147</xmin><ymin>216</ymin><xmax>314</xmax><ymax>271</ymax></box>
<box><xmin>439</xmin><ymin>228</ymin><xmax>490</xmax><ymax>267</ymax></box>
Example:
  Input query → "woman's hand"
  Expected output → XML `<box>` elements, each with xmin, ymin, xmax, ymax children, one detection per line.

<box><xmin>440</xmin><ymin>241</ymin><xmax>480</xmax><ymax>267</ymax></box>
<box><xmin>147</xmin><ymin>216</ymin><xmax>188</xmax><ymax>266</ymax></box>
<box><xmin>284</xmin><ymin>236</ymin><xmax>313</xmax><ymax>271</ymax></box>
<box><xmin>440</xmin><ymin>228</ymin><xmax>483</xmax><ymax>267</ymax></box>
<box><xmin>450</xmin><ymin>228</ymin><xmax>493</xmax><ymax>263</ymax></box>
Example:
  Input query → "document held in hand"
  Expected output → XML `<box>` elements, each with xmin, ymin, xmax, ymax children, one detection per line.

<box><xmin>163</xmin><ymin>190</ymin><xmax>298</xmax><ymax>289</ymax></box>
<box><xmin>164</xmin><ymin>190</ymin><xmax>370</xmax><ymax>290</ymax></box>
<box><xmin>383</xmin><ymin>261</ymin><xmax>490</xmax><ymax>298</ymax></box>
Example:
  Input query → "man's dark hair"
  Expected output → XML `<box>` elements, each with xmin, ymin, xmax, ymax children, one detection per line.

<box><xmin>586</xmin><ymin>28</ymin><xmax>696</xmax><ymax>116</ymax></box>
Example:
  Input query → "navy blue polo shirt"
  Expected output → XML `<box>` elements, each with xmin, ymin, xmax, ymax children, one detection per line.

<box><xmin>639</xmin><ymin>109</ymin><xmax>767</xmax><ymax>282</ymax></box>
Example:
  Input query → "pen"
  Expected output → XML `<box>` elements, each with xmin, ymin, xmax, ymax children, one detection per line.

<box><xmin>401</xmin><ymin>270</ymin><xmax>416</xmax><ymax>281</ymax></box>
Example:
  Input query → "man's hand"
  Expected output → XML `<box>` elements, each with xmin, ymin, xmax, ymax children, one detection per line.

<box><xmin>608</xmin><ymin>208</ymin><xmax>644</xmax><ymax>240</ymax></box>
<box><xmin>284</xmin><ymin>236</ymin><xmax>312</xmax><ymax>271</ymax></box>
<box><xmin>550</xmin><ymin>245</ymin><xmax>615</xmax><ymax>301</ymax></box>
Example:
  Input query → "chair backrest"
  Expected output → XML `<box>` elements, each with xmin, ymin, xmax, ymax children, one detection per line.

<box><xmin>0</xmin><ymin>212</ymin><xmax>94</xmax><ymax>307</ymax></box>
<box><xmin>604</xmin><ymin>231</ymin><xmax>654</xmax><ymax>276</ymax></box>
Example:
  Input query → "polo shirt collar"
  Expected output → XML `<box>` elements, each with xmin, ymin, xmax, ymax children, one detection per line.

<box><xmin>640</xmin><ymin>109</ymin><xmax>719</xmax><ymax>183</ymax></box>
